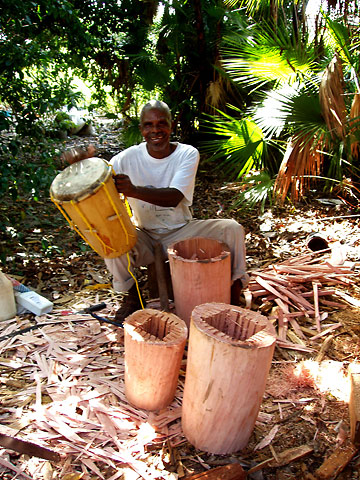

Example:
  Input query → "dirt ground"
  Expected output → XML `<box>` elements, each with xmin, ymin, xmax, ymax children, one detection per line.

<box><xmin>1</xmin><ymin>123</ymin><xmax>360</xmax><ymax>479</ymax></box>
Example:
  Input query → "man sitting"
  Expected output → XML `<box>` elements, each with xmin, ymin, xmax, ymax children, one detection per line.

<box><xmin>105</xmin><ymin>100</ymin><xmax>249</xmax><ymax>319</ymax></box>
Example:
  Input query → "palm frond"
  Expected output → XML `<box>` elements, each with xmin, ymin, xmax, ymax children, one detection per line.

<box><xmin>326</xmin><ymin>144</ymin><xmax>345</xmax><ymax>184</ymax></box>
<box><xmin>119</xmin><ymin>117</ymin><xmax>142</xmax><ymax>148</ymax></box>
<box><xmin>201</xmin><ymin>110</ymin><xmax>265</xmax><ymax>179</ymax></box>
<box><xmin>253</xmin><ymin>81</ymin><xmax>325</xmax><ymax>138</ymax></box>
<box><xmin>222</xmin><ymin>28</ymin><xmax>317</xmax><ymax>91</ymax></box>
<box><xmin>319</xmin><ymin>54</ymin><xmax>347</xmax><ymax>140</ymax></box>
<box><xmin>321</xmin><ymin>11</ymin><xmax>360</xmax><ymax>90</ymax></box>
<box><xmin>232</xmin><ymin>170</ymin><xmax>275</xmax><ymax>212</ymax></box>
<box><xmin>128</xmin><ymin>52</ymin><xmax>171</xmax><ymax>91</ymax></box>
<box><xmin>226</xmin><ymin>0</ymin><xmax>281</xmax><ymax>19</ymax></box>
<box><xmin>223</xmin><ymin>0</ymin><xmax>240</xmax><ymax>7</ymax></box>
<box><xmin>273</xmin><ymin>134</ymin><xmax>325</xmax><ymax>203</ymax></box>
<box><xmin>321</xmin><ymin>11</ymin><xmax>353</xmax><ymax>67</ymax></box>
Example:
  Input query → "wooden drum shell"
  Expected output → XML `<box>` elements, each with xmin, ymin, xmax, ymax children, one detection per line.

<box><xmin>182</xmin><ymin>303</ymin><xmax>277</xmax><ymax>454</ymax></box>
<box><xmin>50</xmin><ymin>158</ymin><xmax>137</xmax><ymax>258</ymax></box>
<box><xmin>124</xmin><ymin>309</ymin><xmax>188</xmax><ymax>411</ymax></box>
<box><xmin>168</xmin><ymin>237</ymin><xmax>231</xmax><ymax>327</ymax></box>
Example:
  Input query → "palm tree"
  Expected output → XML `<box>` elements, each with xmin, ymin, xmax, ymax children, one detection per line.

<box><xmin>202</xmin><ymin>0</ymin><xmax>360</xmax><ymax>208</ymax></box>
<box><xmin>274</xmin><ymin>12</ymin><xmax>360</xmax><ymax>203</ymax></box>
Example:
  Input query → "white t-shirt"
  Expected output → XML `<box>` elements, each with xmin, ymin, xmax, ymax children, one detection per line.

<box><xmin>110</xmin><ymin>142</ymin><xmax>200</xmax><ymax>233</ymax></box>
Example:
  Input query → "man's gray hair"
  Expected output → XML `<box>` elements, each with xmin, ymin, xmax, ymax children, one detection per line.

<box><xmin>140</xmin><ymin>100</ymin><xmax>172</xmax><ymax>126</ymax></box>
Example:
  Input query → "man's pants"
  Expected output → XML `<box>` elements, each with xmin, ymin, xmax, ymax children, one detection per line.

<box><xmin>105</xmin><ymin>218</ymin><xmax>249</xmax><ymax>293</ymax></box>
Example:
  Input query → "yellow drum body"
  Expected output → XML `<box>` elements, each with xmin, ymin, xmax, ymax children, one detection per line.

<box><xmin>50</xmin><ymin>157</ymin><xmax>137</xmax><ymax>258</ymax></box>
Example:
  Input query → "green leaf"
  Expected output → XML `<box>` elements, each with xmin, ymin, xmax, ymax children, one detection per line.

<box><xmin>232</xmin><ymin>170</ymin><xmax>275</xmax><ymax>212</ymax></box>
<box><xmin>253</xmin><ymin>81</ymin><xmax>325</xmax><ymax>139</ymax></box>
<box><xmin>321</xmin><ymin>11</ymin><xmax>352</xmax><ymax>66</ymax></box>
<box><xmin>201</xmin><ymin>110</ymin><xmax>265</xmax><ymax>179</ymax></box>
<box><xmin>221</xmin><ymin>22</ymin><xmax>318</xmax><ymax>90</ymax></box>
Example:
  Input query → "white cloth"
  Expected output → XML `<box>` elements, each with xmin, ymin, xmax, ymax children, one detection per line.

<box><xmin>110</xmin><ymin>142</ymin><xmax>199</xmax><ymax>233</ymax></box>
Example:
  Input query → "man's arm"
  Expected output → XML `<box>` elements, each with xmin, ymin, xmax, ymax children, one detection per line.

<box><xmin>114</xmin><ymin>174</ymin><xmax>184</xmax><ymax>207</ymax></box>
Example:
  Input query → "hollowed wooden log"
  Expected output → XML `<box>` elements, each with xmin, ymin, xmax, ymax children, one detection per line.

<box><xmin>124</xmin><ymin>308</ymin><xmax>187</xmax><ymax>411</ymax></box>
<box><xmin>167</xmin><ymin>237</ymin><xmax>231</xmax><ymax>327</ymax></box>
<box><xmin>182</xmin><ymin>303</ymin><xmax>276</xmax><ymax>454</ymax></box>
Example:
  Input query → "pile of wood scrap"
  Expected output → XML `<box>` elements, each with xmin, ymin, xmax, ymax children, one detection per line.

<box><xmin>0</xmin><ymin>249</ymin><xmax>359</xmax><ymax>479</ymax></box>
<box><xmin>0</xmin><ymin>314</ymin><xmax>184</xmax><ymax>480</ymax></box>
<box><xmin>244</xmin><ymin>251</ymin><xmax>358</xmax><ymax>353</ymax></box>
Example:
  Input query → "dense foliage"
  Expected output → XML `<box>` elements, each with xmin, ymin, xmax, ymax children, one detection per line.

<box><xmin>202</xmin><ymin>0</ymin><xmax>360</xmax><ymax>208</ymax></box>
<box><xmin>1</xmin><ymin>0</ymin><xmax>360</xmax><ymax>214</ymax></box>
<box><xmin>0</xmin><ymin>1</ymin><xmax>239</xmax><ymax>202</ymax></box>
<box><xmin>0</xmin><ymin>0</ymin><xmax>236</xmax><ymax>140</ymax></box>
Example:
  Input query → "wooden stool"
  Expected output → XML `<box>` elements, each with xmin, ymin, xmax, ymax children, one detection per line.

<box><xmin>147</xmin><ymin>243</ymin><xmax>173</xmax><ymax>310</ymax></box>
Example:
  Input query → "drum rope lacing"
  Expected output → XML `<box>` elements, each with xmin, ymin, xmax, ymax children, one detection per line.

<box><xmin>50</xmin><ymin>196</ymin><xmax>98</xmax><ymax>252</ymax></box>
<box><xmin>51</xmin><ymin>184</ymin><xmax>144</xmax><ymax>310</ymax></box>
<box><xmin>50</xmin><ymin>180</ymin><xmax>136</xmax><ymax>257</ymax></box>
<box><xmin>102</xmin><ymin>179</ymin><xmax>144</xmax><ymax>308</ymax></box>
<box><xmin>126</xmin><ymin>250</ymin><xmax>144</xmax><ymax>309</ymax></box>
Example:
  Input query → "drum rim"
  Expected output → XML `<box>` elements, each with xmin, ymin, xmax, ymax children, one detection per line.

<box><xmin>50</xmin><ymin>158</ymin><xmax>112</xmax><ymax>203</ymax></box>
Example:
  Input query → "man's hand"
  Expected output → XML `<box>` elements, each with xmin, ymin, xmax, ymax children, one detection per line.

<box><xmin>61</xmin><ymin>145</ymin><xmax>96</xmax><ymax>166</ymax></box>
<box><xmin>114</xmin><ymin>174</ymin><xmax>136</xmax><ymax>197</ymax></box>
<box><xmin>114</xmin><ymin>174</ymin><xmax>184</xmax><ymax>207</ymax></box>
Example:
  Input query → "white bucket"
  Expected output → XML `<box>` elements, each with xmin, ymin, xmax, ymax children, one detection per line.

<box><xmin>0</xmin><ymin>270</ymin><xmax>16</xmax><ymax>321</ymax></box>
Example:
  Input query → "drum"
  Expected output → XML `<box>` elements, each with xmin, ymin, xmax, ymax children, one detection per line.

<box><xmin>50</xmin><ymin>157</ymin><xmax>137</xmax><ymax>258</ymax></box>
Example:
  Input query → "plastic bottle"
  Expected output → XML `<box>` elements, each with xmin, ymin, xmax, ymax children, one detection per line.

<box><xmin>0</xmin><ymin>270</ymin><xmax>17</xmax><ymax>321</ymax></box>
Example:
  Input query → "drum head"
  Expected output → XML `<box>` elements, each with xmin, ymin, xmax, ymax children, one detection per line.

<box><xmin>50</xmin><ymin>157</ymin><xmax>111</xmax><ymax>202</ymax></box>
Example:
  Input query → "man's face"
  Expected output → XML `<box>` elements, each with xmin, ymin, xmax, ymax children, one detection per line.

<box><xmin>139</xmin><ymin>108</ymin><xmax>172</xmax><ymax>158</ymax></box>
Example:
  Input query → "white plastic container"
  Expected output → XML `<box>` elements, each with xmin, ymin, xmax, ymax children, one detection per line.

<box><xmin>0</xmin><ymin>270</ymin><xmax>17</xmax><ymax>321</ymax></box>
<box><xmin>14</xmin><ymin>291</ymin><xmax>53</xmax><ymax>316</ymax></box>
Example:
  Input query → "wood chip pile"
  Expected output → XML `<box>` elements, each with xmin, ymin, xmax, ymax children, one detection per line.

<box><xmin>0</xmin><ymin>314</ymin><xmax>184</xmax><ymax>480</ymax></box>
<box><xmin>0</xmin><ymin>249</ymin><xmax>359</xmax><ymax>479</ymax></box>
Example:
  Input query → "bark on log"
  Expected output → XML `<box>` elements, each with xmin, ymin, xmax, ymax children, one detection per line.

<box><xmin>314</xmin><ymin>441</ymin><xmax>357</xmax><ymax>479</ymax></box>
